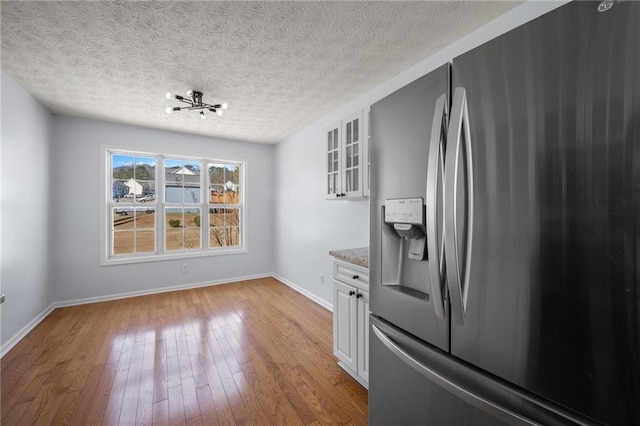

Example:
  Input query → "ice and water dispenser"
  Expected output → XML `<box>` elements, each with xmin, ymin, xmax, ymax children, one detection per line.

<box><xmin>381</xmin><ymin>198</ymin><xmax>430</xmax><ymax>300</ymax></box>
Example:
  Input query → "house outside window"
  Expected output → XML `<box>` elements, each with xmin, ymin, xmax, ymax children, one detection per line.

<box><xmin>106</xmin><ymin>149</ymin><xmax>245</xmax><ymax>263</ymax></box>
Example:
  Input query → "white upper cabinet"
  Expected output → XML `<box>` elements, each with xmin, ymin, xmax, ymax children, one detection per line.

<box><xmin>325</xmin><ymin>109</ymin><xmax>368</xmax><ymax>199</ymax></box>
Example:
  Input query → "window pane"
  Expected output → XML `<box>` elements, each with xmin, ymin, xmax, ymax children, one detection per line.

<box><xmin>165</xmin><ymin>207</ymin><xmax>200</xmax><ymax>251</ymax></box>
<box><xmin>224</xmin><ymin>165</ymin><xmax>240</xmax><ymax>204</ymax></box>
<box><xmin>209</xmin><ymin>163</ymin><xmax>240</xmax><ymax>205</ymax></box>
<box><xmin>136</xmin><ymin>230</ymin><xmax>155</xmax><ymax>253</ymax></box>
<box><xmin>209</xmin><ymin>207</ymin><xmax>225</xmax><ymax>226</ymax></box>
<box><xmin>135</xmin><ymin>207</ymin><xmax>155</xmax><ymax>229</ymax></box>
<box><xmin>184</xmin><ymin>208</ymin><xmax>201</xmax><ymax>250</ymax></box>
<box><xmin>165</xmin><ymin>159</ymin><xmax>201</xmax><ymax>204</ymax></box>
<box><xmin>135</xmin><ymin>157</ymin><xmax>155</xmax><ymax>180</ymax></box>
<box><xmin>210</xmin><ymin>227</ymin><xmax>227</xmax><ymax>247</ymax></box>
<box><xmin>209</xmin><ymin>207</ymin><xmax>240</xmax><ymax>248</ymax></box>
<box><xmin>165</xmin><ymin>207</ymin><xmax>183</xmax><ymax>251</ymax></box>
<box><xmin>113</xmin><ymin>231</ymin><xmax>134</xmax><ymax>255</ymax></box>
<box><xmin>229</xmin><ymin>226</ymin><xmax>240</xmax><ymax>246</ymax></box>
<box><xmin>165</xmin><ymin>228</ymin><xmax>183</xmax><ymax>251</ymax></box>
<box><xmin>113</xmin><ymin>155</ymin><xmax>134</xmax><ymax>180</ymax></box>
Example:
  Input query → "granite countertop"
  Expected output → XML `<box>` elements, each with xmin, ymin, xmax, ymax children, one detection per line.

<box><xmin>329</xmin><ymin>247</ymin><xmax>369</xmax><ymax>268</ymax></box>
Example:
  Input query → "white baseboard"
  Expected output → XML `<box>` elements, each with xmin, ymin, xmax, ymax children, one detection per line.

<box><xmin>54</xmin><ymin>272</ymin><xmax>273</xmax><ymax>308</ymax></box>
<box><xmin>1</xmin><ymin>303</ymin><xmax>56</xmax><ymax>358</ymax></box>
<box><xmin>1</xmin><ymin>272</ymin><xmax>331</xmax><ymax>358</ymax></box>
<box><xmin>272</xmin><ymin>274</ymin><xmax>333</xmax><ymax>312</ymax></box>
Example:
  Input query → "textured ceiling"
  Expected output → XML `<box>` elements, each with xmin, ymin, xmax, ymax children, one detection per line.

<box><xmin>1</xmin><ymin>1</ymin><xmax>520</xmax><ymax>144</ymax></box>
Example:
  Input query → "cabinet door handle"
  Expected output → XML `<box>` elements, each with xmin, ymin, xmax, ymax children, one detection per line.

<box><xmin>356</xmin><ymin>292</ymin><xmax>363</xmax><ymax>299</ymax></box>
<box><xmin>349</xmin><ymin>290</ymin><xmax>356</xmax><ymax>296</ymax></box>
<box><xmin>352</xmin><ymin>274</ymin><xmax>359</xmax><ymax>280</ymax></box>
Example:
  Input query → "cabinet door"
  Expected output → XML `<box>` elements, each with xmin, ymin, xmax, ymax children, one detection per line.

<box><xmin>357</xmin><ymin>290</ymin><xmax>369</xmax><ymax>384</ymax></box>
<box><xmin>325</xmin><ymin>121</ymin><xmax>342</xmax><ymax>198</ymax></box>
<box><xmin>333</xmin><ymin>280</ymin><xmax>357</xmax><ymax>372</ymax></box>
<box><xmin>341</xmin><ymin>111</ymin><xmax>363</xmax><ymax>198</ymax></box>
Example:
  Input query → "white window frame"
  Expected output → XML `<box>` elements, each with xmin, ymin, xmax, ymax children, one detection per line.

<box><xmin>101</xmin><ymin>146</ymin><xmax>247</xmax><ymax>266</ymax></box>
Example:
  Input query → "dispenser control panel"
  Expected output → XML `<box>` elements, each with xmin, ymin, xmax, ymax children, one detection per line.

<box><xmin>385</xmin><ymin>198</ymin><xmax>424</xmax><ymax>225</ymax></box>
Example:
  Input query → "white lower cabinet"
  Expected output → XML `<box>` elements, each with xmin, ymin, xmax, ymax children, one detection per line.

<box><xmin>332</xmin><ymin>260</ymin><xmax>369</xmax><ymax>388</ymax></box>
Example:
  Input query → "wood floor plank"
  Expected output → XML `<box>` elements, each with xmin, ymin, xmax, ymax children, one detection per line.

<box><xmin>0</xmin><ymin>277</ymin><xmax>368</xmax><ymax>425</ymax></box>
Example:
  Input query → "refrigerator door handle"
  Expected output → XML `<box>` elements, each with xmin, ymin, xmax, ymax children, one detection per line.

<box><xmin>444</xmin><ymin>87</ymin><xmax>474</xmax><ymax>326</ymax></box>
<box><xmin>426</xmin><ymin>93</ymin><xmax>448</xmax><ymax>319</ymax></box>
<box><xmin>371</xmin><ymin>324</ymin><xmax>537</xmax><ymax>426</ymax></box>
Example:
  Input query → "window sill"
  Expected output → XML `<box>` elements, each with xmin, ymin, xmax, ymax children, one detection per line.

<box><xmin>101</xmin><ymin>247</ymin><xmax>248</xmax><ymax>266</ymax></box>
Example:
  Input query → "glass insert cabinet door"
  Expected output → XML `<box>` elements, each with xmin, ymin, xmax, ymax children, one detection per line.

<box><xmin>326</xmin><ymin>121</ymin><xmax>342</xmax><ymax>197</ymax></box>
<box><xmin>325</xmin><ymin>110</ymin><xmax>365</xmax><ymax>199</ymax></box>
<box><xmin>342</xmin><ymin>110</ymin><xmax>363</xmax><ymax>197</ymax></box>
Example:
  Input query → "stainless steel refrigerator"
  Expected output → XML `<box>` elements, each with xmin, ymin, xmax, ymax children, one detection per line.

<box><xmin>369</xmin><ymin>1</ymin><xmax>639</xmax><ymax>424</ymax></box>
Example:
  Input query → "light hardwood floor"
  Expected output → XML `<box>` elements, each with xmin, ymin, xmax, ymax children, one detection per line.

<box><xmin>1</xmin><ymin>277</ymin><xmax>368</xmax><ymax>425</ymax></box>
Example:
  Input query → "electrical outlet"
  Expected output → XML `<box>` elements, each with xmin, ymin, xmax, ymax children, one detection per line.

<box><xmin>182</xmin><ymin>263</ymin><xmax>189</xmax><ymax>273</ymax></box>
<box><xmin>319</xmin><ymin>273</ymin><xmax>324</xmax><ymax>285</ymax></box>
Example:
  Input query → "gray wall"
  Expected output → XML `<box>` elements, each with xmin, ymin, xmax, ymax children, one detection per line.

<box><xmin>1</xmin><ymin>71</ymin><xmax>55</xmax><ymax>350</ymax></box>
<box><xmin>52</xmin><ymin>116</ymin><xmax>275</xmax><ymax>303</ymax></box>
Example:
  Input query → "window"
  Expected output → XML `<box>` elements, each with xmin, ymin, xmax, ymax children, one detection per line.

<box><xmin>107</xmin><ymin>149</ymin><xmax>244</xmax><ymax>262</ymax></box>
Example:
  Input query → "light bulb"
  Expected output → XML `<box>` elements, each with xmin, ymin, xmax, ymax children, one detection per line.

<box><xmin>186</xmin><ymin>90</ymin><xmax>193</xmax><ymax>97</ymax></box>
<box><xmin>200</xmin><ymin>111</ymin><xmax>206</xmax><ymax>120</ymax></box>
<box><xmin>221</xmin><ymin>103</ymin><xmax>228</xmax><ymax>110</ymax></box>
<box><xmin>165</xmin><ymin>92</ymin><xmax>173</xmax><ymax>100</ymax></box>
<box><xmin>216</xmin><ymin>109</ymin><xmax>223</xmax><ymax>116</ymax></box>
<box><xmin>166</xmin><ymin>106</ymin><xmax>174</xmax><ymax>114</ymax></box>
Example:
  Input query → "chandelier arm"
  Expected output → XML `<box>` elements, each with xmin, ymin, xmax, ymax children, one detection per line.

<box><xmin>182</xmin><ymin>106</ymin><xmax>209</xmax><ymax>111</ymax></box>
<box><xmin>176</xmin><ymin>98</ymin><xmax>195</xmax><ymax>107</ymax></box>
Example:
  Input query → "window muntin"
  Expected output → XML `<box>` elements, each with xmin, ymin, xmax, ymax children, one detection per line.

<box><xmin>107</xmin><ymin>150</ymin><xmax>244</xmax><ymax>261</ymax></box>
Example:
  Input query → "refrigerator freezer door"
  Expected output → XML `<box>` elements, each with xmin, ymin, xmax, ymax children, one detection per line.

<box><xmin>369</xmin><ymin>316</ymin><xmax>593</xmax><ymax>426</ymax></box>
<box><xmin>370</xmin><ymin>65</ymin><xmax>450</xmax><ymax>351</ymax></box>
<box><xmin>450</xmin><ymin>1</ymin><xmax>640</xmax><ymax>424</ymax></box>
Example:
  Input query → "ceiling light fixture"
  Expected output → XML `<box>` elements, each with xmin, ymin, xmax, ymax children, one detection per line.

<box><xmin>165</xmin><ymin>90</ymin><xmax>228</xmax><ymax>120</ymax></box>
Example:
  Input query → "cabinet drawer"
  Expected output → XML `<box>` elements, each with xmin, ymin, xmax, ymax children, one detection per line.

<box><xmin>334</xmin><ymin>260</ymin><xmax>369</xmax><ymax>291</ymax></box>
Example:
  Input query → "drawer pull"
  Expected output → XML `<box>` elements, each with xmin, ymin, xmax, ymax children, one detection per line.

<box><xmin>356</xmin><ymin>292</ymin><xmax>363</xmax><ymax>299</ymax></box>
<box><xmin>352</xmin><ymin>274</ymin><xmax>359</xmax><ymax>280</ymax></box>
<box><xmin>349</xmin><ymin>290</ymin><xmax>356</xmax><ymax>296</ymax></box>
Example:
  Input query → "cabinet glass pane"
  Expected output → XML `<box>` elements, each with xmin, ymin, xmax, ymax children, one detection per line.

<box><xmin>328</xmin><ymin>175</ymin><xmax>333</xmax><ymax>193</ymax></box>
<box><xmin>346</xmin><ymin>122</ymin><xmax>352</xmax><ymax>145</ymax></box>
<box><xmin>353</xmin><ymin>119</ymin><xmax>359</xmax><ymax>142</ymax></box>
<box><xmin>333</xmin><ymin>174</ymin><xmax>338</xmax><ymax>193</ymax></box>
<box><xmin>354</xmin><ymin>153</ymin><xmax>359</xmax><ymax>167</ymax></box>
<box><xmin>327</xmin><ymin>153</ymin><xmax>333</xmax><ymax>172</ymax></box>
<box><xmin>333</xmin><ymin>129</ymin><xmax>339</xmax><ymax>149</ymax></box>
<box><xmin>328</xmin><ymin>130</ymin><xmax>333</xmax><ymax>151</ymax></box>
<box><xmin>346</xmin><ymin>146</ymin><xmax>352</xmax><ymax>168</ymax></box>
<box><xmin>346</xmin><ymin>169</ymin><xmax>352</xmax><ymax>192</ymax></box>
